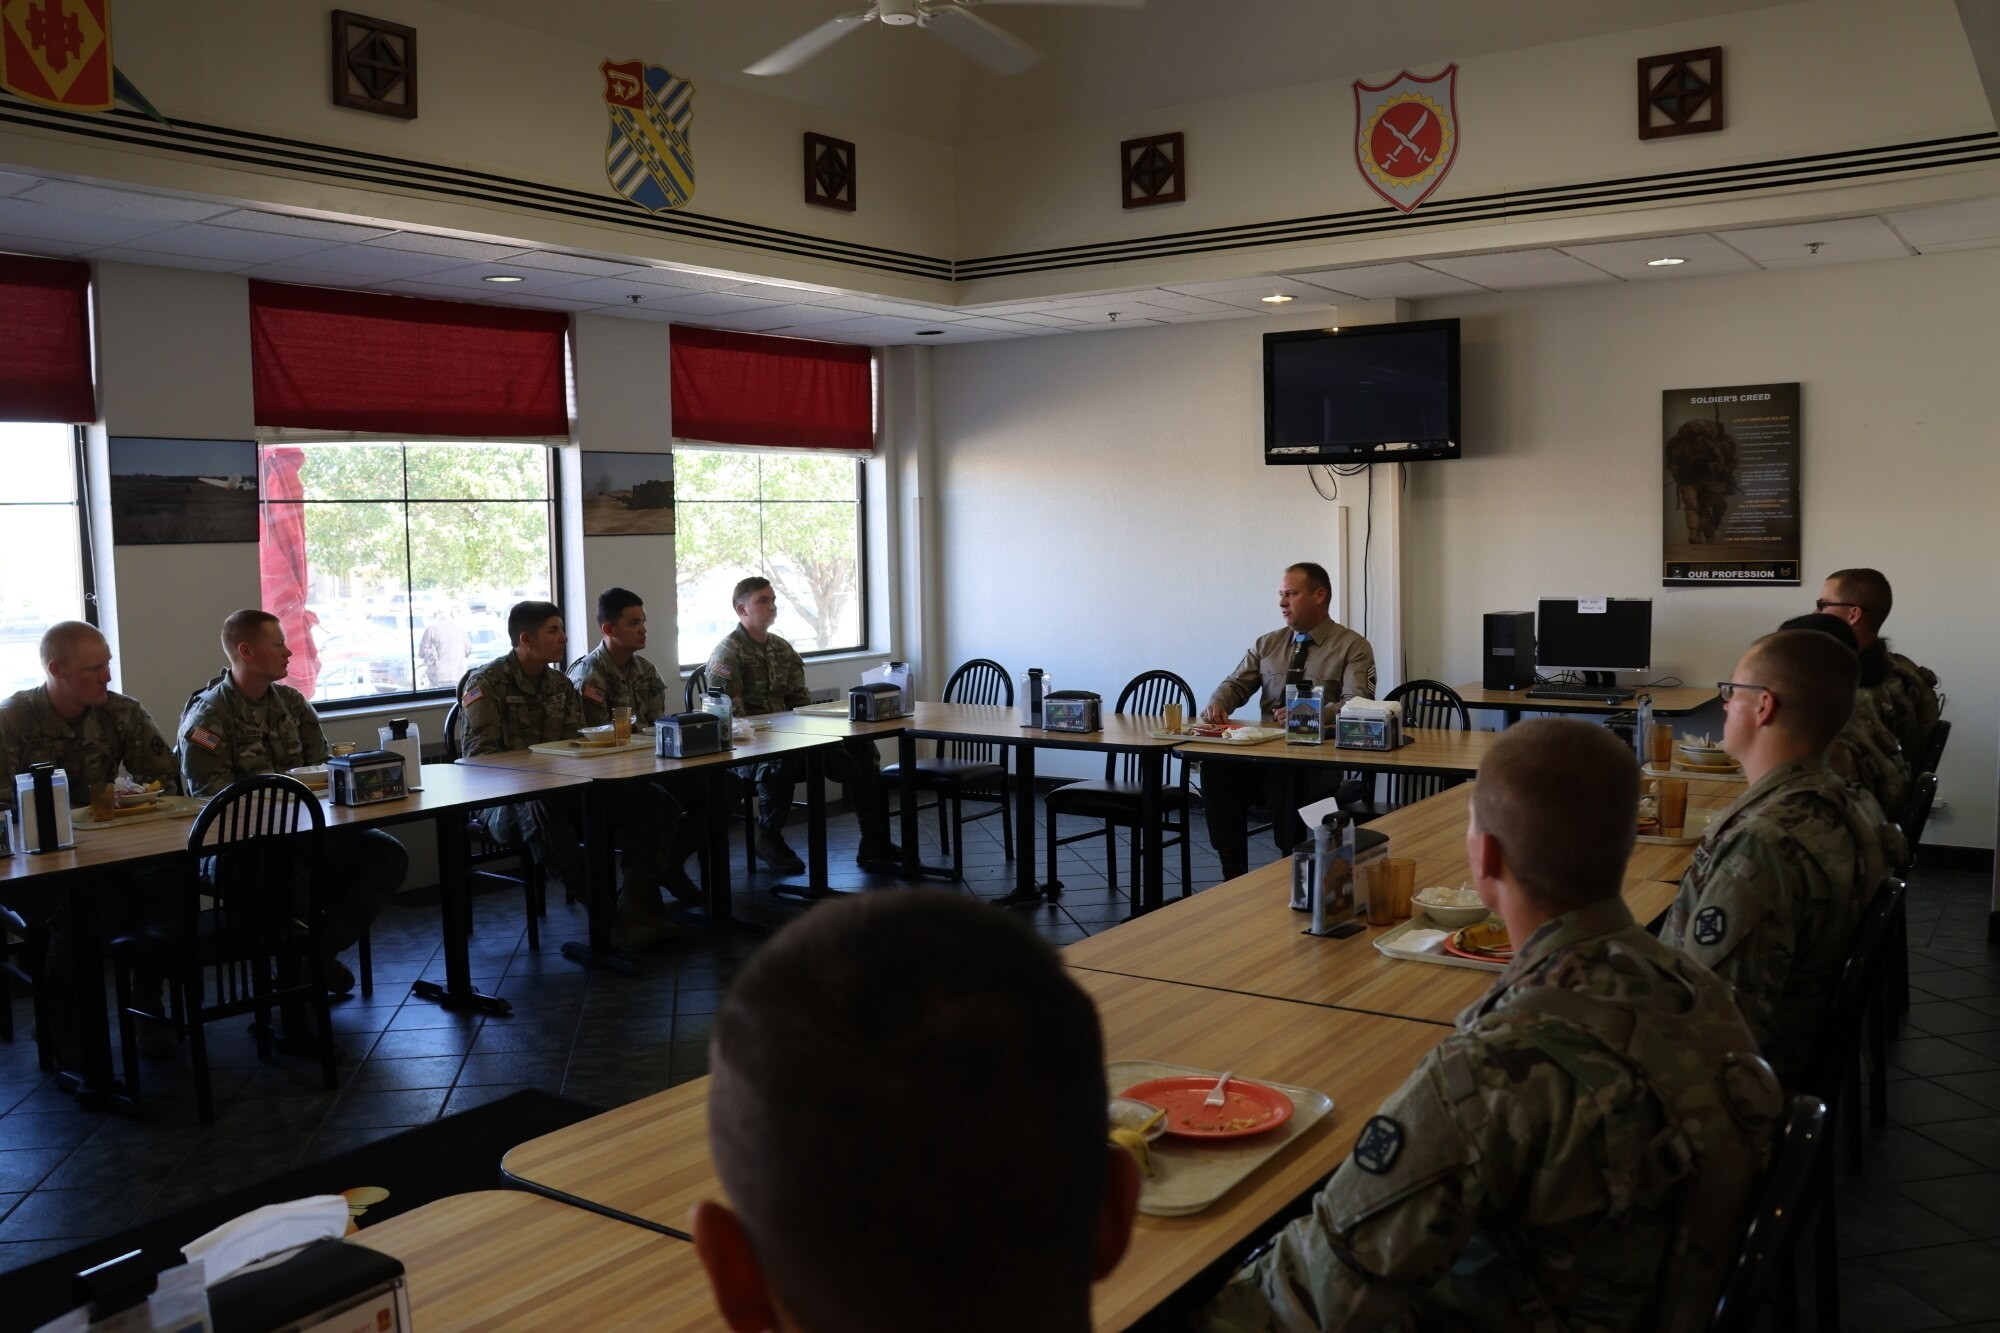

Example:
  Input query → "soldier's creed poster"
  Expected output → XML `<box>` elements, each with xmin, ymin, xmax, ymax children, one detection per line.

<box><xmin>1661</xmin><ymin>382</ymin><xmax>1801</xmax><ymax>587</ymax></box>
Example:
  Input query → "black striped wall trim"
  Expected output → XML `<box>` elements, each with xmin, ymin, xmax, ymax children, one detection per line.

<box><xmin>0</xmin><ymin>97</ymin><xmax>952</xmax><ymax>281</ymax></box>
<box><xmin>4</xmin><ymin>95</ymin><xmax>1994</xmax><ymax>286</ymax></box>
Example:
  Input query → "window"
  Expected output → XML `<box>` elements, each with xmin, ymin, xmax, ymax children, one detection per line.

<box><xmin>673</xmin><ymin>448</ymin><xmax>864</xmax><ymax>667</ymax></box>
<box><xmin>259</xmin><ymin>441</ymin><xmax>556</xmax><ymax>704</ymax></box>
<box><xmin>0</xmin><ymin>423</ymin><xmax>88</xmax><ymax>694</ymax></box>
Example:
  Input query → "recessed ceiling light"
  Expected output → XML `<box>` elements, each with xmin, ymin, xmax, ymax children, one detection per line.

<box><xmin>1260</xmin><ymin>293</ymin><xmax>1295</xmax><ymax>304</ymax></box>
<box><xmin>914</xmin><ymin>329</ymin><xmax>945</xmax><ymax>336</ymax></box>
<box><xmin>1646</xmin><ymin>257</ymin><xmax>1687</xmax><ymax>267</ymax></box>
<box><xmin>483</xmin><ymin>274</ymin><xmax>525</xmax><ymax>283</ymax></box>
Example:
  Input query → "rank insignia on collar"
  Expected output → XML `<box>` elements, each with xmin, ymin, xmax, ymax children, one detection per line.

<box><xmin>1693</xmin><ymin>904</ymin><xmax>1728</xmax><ymax>947</ymax></box>
<box><xmin>1353</xmin><ymin>1114</ymin><xmax>1405</xmax><ymax>1175</ymax></box>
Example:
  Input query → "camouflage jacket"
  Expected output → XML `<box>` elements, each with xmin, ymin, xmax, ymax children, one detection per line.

<box><xmin>179</xmin><ymin>672</ymin><xmax>329</xmax><ymax>798</ymax></box>
<box><xmin>459</xmin><ymin>652</ymin><xmax>581</xmax><ymax>755</ymax></box>
<box><xmin>1202</xmin><ymin>899</ymin><xmax>1778</xmax><ymax>1333</ymax></box>
<box><xmin>1826</xmin><ymin>689</ymin><xmax>1910</xmax><ymax>821</ymax></box>
<box><xmin>705</xmin><ymin>625</ymin><xmax>809</xmax><ymax>717</ymax></box>
<box><xmin>568</xmin><ymin>644</ymin><xmax>669</xmax><ymax>728</ymax></box>
<box><xmin>1209</xmin><ymin>620</ymin><xmax>1377</xmax><ymax>722</ymax></box>
<box><xmin>0</xmin><ymin>685</ymin><xmax>180</xmax><ymax>809</ymax></box>
<box><xmin>1660</xmin><ymin>757</ymin><xmax>1891</xmax><ymax>1084</ymax></box>
<box><xmin>1863</xmin><ymin>647</ymin><xmax>1940</xmax><ymax>766</ymax></box>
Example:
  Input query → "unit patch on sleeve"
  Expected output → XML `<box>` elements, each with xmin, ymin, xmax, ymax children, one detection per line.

<box><xmin>1693</xmin><ymin>904</ymin><xmax>1728</xmax><ymax>947</ymax></box>
<box><xmin>1352</xmin><ymin>1115</ymin><xmax>1405</xmax><ymax>1175</ymax></box>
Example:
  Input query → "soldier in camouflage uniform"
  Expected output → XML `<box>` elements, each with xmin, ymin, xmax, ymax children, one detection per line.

<box><xmin>1661</xmin><ymin>629</ymin><xmax>1895</xmax><ymax>1085</ymax></box>
<box><xmin>460</xmin><ymin>601</ymin><xmax>680</xmax><ymax>947</ymax></box>
<box><xmin>1202</xmin><ymin>720</ymin><xmax>1779</xmax><ymax>1332</ymax></box>
<box><xmin>1780</xmin><ymin>614</ymin><xmax>1910</xmax><ymax>822</ymax></box>
<box><xmin>0</xmin><ymin>623</ymin><xmax>182</xmax><ymax>1062</ymax></box>
<box><xmin>1818</xmin><ymin>568</ymin><xmax>1940</xmax><ymax>773</ymax></box>
<box><xmin>568</xmin><ymin>587</ymin><xmax>708</xmax><ymax>904</ymax></box>
<box><xmin>705</xmin><ymin>576</ymin><xmax>894</xmax><ymax>874</ymax></box>
<box><xmin>179</xmin><ymin>611</ymin><xmax>407</xmax><ymax>993</ymax></box>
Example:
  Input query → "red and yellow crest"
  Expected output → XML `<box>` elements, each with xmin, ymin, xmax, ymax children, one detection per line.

<box><xmin>1</xmin><ymin>0</ymin><xmax>112</xmax><ymax>110</ymax></box>
<box><xmin>1353</xmin><ymin>65</ymin><xmax>1459</xmax><ymax>214</ymax></box>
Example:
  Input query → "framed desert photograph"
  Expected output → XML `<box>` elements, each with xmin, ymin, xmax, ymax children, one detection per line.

<box><xmin>582</xmin><ymin>450</ymin><xmax>675</xmax><ymax>536</ymax></box>
<box><xmin>109</xmin><ymin>437</ymin><xmax>260</xmax><ymax>545</ymax></box>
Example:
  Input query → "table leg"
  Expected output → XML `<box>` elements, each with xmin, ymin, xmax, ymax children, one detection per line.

<box><xmin>895</xmin><ymin>732</ymin><xmax>956</xmax><ymax>882</ymax></box>
<box><xmin>703</xmin><ymin>766</ymin><xmax>734</xmax><ymax>922</ymax></box>
<box><xmin>52</xmin><ymin>875</ymin><xmax>139</xmax><ymax>1113</ymax></box>
<box><xmin>1139</xmin><ymin>750</ymin><xmax>1164</xmax><ymax>914</ymax></box>
<box><xmin>559</xmin><ymin>784</ymin><xmax>642</xmax><ymax>976</ymax></box>
<box><xmin>999</xmin><ymin>744</ymin><xmax>1045</xmax><ymax>906</ymax></box>
<box><xmin>770</xmin><ymin>749</ymin><xmax>832</xmax><ymax>904</ymax></box>
<box><xmin>411</xmin><ymin>809</ymin><xmax>512</xmax><ymax>1016</ymax></box>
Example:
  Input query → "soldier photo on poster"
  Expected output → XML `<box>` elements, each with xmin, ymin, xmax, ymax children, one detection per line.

<box><xmin>1661</xmin><ymin>382</ymin><xmax>1801</xmax><ymax>587</ymax></box>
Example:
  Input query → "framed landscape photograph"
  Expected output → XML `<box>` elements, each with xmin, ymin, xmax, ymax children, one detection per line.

<box><xmin>109</xmin><ymin>437</ymin><xmax>260</xmax><ymax>545</ymax></box>
<box><xmin>582</xmin><ymin>451</ymin><xmax>675</xmax><ymax>536</ymax></box>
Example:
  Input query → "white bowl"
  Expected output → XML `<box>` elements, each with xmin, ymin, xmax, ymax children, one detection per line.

<box><xmin>1413</xmin><ymin>888</ymin><xmax>1491</xmax><ymax>929</ymax></box>
<box><xmin>1108</xmin><ymin>1096</ymin><xmax>1168</xmax><ymax>1141</ymax></box>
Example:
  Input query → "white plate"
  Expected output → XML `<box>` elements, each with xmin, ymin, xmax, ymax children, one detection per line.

<box><xmin>287</xmin><ymin>765</ymin><xmax>329</xmax><ymax>790</ymax></box>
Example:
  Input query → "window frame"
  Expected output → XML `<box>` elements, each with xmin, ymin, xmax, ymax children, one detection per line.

<box><xmin>0</xmin><ymin>423</ymin><xmax>94</xmax><ymax>697</ymax></box>
<box><xmin>671</xmin><ymin>445</ymin><xmax>871</xmax><ymax>672</ymax></box>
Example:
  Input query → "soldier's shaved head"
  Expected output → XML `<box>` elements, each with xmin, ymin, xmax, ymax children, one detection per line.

<box><xmin>1825</xmin><ymin>567</ymin><xmax>1893</xmax><ymax>633</ymax></box>
<box><xmin>1743</xmin><ymin>629</ymin><xmax>1857</xmax><ymax>752</ymax></box>
<box><xmin>220</xmin><ymin>609</ymin><xmax>279</xmax><ymax>659</ymax></box>
<box><xmin>1471</xmin><ymin>718</ymin><xmax>1638</xmax><ymax>913</ymax></box>
<box><xmin>39</xmin><ymin>621</ymin><xmax>105</xmax><ymax>669</ymax></box>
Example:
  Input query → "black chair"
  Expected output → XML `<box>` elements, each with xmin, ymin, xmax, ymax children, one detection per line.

<box><xmin>1335</xmin><ymin>679</ymin><xmax>1471</xmax><ymax>822</ymax></box>
<box><xmin>885</xmin><ymin>659</ymin><xmax>1013</xmax><ymax>882</ymax></box>
<box><xmin>1045</xmin><ymin>671</ymin><xmax>1197</xmax><ymax>907</ymax></box>
<box><xmin>1708</xmin><ymin>1095</ymin><xmax>1831</xmax><ymax>1333</ymax></box>
<box><xmin>1897</xmin><ymin>771</ymin><xmax>1940</xmax><ymax>866</ymax></box>
<box><xmin>0</xmin><ymin>900</ymin><xmax>48</xmax><ymax>1068</ymax></box>
<box><xmin>1912</xmin><ymin>717</ymin><xmax>1951</xmax><ymax>786</ymax></box>
<box><xmin>444</xmin><ymin>700</ymin><xmax>548</xmax><ymax>948</ymax></box>
<box><xmin>685</xmin><ymin>666</ymin><xmax>768</xmax><ymax>880</ymax></box>
<box><xmin>111</xmin><ymin>774</ymin><xmax>338</xmax><ymax>1124</ymax></box>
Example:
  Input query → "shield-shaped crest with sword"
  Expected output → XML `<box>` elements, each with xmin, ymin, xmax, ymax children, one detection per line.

<box><xmin>1353</xmin><ymin>65</ymin><xmax>1459</xmax><ymax>214</ymax></box>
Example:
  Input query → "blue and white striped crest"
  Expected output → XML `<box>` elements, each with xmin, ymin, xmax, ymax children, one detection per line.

<box><xmin>602</xmin><ymin>59</ymin><xmax>695</xmax><ymax>213</ymax></box>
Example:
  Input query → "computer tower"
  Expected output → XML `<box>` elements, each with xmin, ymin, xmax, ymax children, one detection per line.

<box><xmin>1483</xmin><ymin>611</ymin><xmax>1536</xmax><ymax>690</ymax></box>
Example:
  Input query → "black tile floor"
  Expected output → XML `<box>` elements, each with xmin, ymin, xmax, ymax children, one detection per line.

<box><xmin>0</xmin><ymin>803</ymin><xmax>1995</xmax><ymax>1331</ymax></box>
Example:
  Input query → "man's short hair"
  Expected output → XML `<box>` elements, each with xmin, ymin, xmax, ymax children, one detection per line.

<box><xmin>596</xmin><ymin>587</ymin><xmax>643</xmax><ymax>628</ymax></box>
<box><xmin>1471</xmin><ymin>718</ymin><xmax>1638</xmax><ymax>913</ymax></box>
<box><xmin>506</xmin><ymin>600</ymin><xmax>561</xmax><ymax>645</ymax></box>
<box><xmin>730</xmin><ymin>575</ymin><xmax>772</xmax><ymax>611</ymax></box>
<box><xmin>1746</xmin><ymin>628</ymin><xmax>1858</xmax><ymax>751</ymax></box>
<box><xmin>39</xmin><ymin>621</ymin><xmax>104</xmax><ymax>669</ymax></box>
<box><xmin>708</xmin><ymin>893</ymin><xmax>1107</xmax><ymax>1333</ymax></box>
<box><xmin>1826</xmin><ymin>567</ymin><xmax>1893</xmax><ymax>632</ymax></box>
<box><xmin>220</xmin><ymin>609</ymin><xmax>278</xmax><ymax>660</ymax></box>
<box><xmin>1287</xmin><ymin>561</ymin><xmax>1332</xmax><ymax>596</ymax></box>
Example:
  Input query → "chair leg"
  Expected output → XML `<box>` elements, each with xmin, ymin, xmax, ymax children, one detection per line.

<box><xmin>937</xmin><ymin>797</ymin><xmax>951</xmax><ymax>858</ymax></box>
<box><xmin>188</xmin><ymin>978</ymin><xmax>214</xmax><ymax>1126</ymax></box>
<box><xmin>312</xmin><ymin>972</ymin><xmax>338</xmax><ymax>1093</ymax></box>
<box><xmin>1868</xmin><ymin>1002</ymin><xmax>1889</xmax><ymax>1130</ymax></box>
<box><xmin>1178</xmin><ymin>815</ymin><xmax>1193</xmax><ymax>898</ymax></box>
<box><xmin>1046</xmin><ymin>810</ymin><xmax>1062</xmax><ymax>892</ymax></box>
<box><xmin>1774</xmin><ymin>1244</ymin><xmax>1798</xmax><ymax>1333</ymax></box>
<box><xmin>523</xmin><ymin>873</ymin><xmax>541</xmax><ymax>953</ymax></box>
<box><xmin>1000</xmin><ymin>773</ymin><xmax>1014</xmax><ymax>863</ymax></box>
<box><xmin>1104</xmin><ymin>826</ymin><xmax>1118</xmax><ymax>897</ymax></box>
<box><xmin>113</xmin><ymin>961</ymin><xmax>141</xmax><ymax>1103</ymax></box>
<box><xmin>951</xmin><ymin>794</ymin><xmax>965</xmax><ymax>883</ymax></box>
<box><xmin>356</xmin><ymin>926</ymin><xmax>373</xmax><ymax>998</ymax></box>
<box><xmin>1844</xmin><ymin>1051</ymin><xmax>1863</xmax><ymax>1169</ymax></box>
<box><xmin>1812</xmin><ymin>1186</ymin><xmax>1839</xmax><ymax>1333</ymax></box>
<box><xmin>742</xmin><ymin>790</ymin><xmax>758</xmax><ymax>878</ymax></box>
<box><xmin>1128</xmin><ymin>826</ymin><xmax>1141</xmax><ymax>913</ymax></box>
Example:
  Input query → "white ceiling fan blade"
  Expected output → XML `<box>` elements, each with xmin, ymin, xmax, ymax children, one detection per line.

<box><xmin>744</xmin><ymin>12</ymin><xmax>872</xmax><ymax>76</ymax></box>
<box><xmin>924</xmin><ymin>7</ymin><xmax>1041</xmax><ymax>75</ymax></box>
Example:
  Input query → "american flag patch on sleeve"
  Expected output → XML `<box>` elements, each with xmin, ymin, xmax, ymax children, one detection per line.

<box><xmin>582</xmin><ymin>684</ymin><xmax>605</xmax><ymax>703</ymax></box>
<box><xmin>463</xmin><ymin>683</ymin><xmax>484</xmax><ymax>705</ymax></box>
<box><xmin>187</xmin><ymin>726</ymin><xmax>220</xmax><ymax>752</ymax></box>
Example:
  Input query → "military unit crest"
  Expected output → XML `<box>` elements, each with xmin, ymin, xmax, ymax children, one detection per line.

<box><xmin>1693</xmin><ymin>905</ymin><xmax>1728</xmax><ymax>947</ymax></box>
<box><xmin>1352</xmin><ymin>1114</ymin><xmax>1404</xmax><ymax>1174</ymax></box>
<box><xmin>602</xmin><ymin>57</ymin><xmax>696</xmax><ymax>214</ymax></box>
<box><xmin>1353</xmin><ymin>65</ymin><xmax>1460</xmax><ymax>215</ymax></box>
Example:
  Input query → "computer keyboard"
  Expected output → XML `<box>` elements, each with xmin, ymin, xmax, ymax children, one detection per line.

<box><xmin>1525</xmin><ymin>686</ymin><xmax>1635</xmax><ymax>702</ymax></box>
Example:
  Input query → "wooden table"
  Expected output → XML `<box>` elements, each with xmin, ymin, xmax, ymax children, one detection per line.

<box><xmin>1174</xmin><ymin>726</ymin><xmax>1498</xmax><ymax>775</ymax></box>
<box><xmin>895</xmin><ymin>702</ymin><xmax>1185</xmax><ymax>909</ymax></box>
<box><xmin>755</xmin><ymin>709</ymin><xmax>911</xmax><ymax>740</ymax></box>
<box><xmin>501</xmin><ymin>970</ymin><xmax>1448</xmax><ymax>1332</ymax></box>
<box><xmin>2</xmin><ymin>763</ymin><xmax>588</xmax><ymax>1108</ymax></box>
<box><xmin>456</xmin><ymin>729</ymin><xmax>838</xmax><ymax>968</ymax></box>
<box><xmin>1452</xmin><ymin>683</ymin><xmax>1718</xmax><ymax>726</ymax></box>
<box><xmin>1062</xmin><ymin>779</ymin><xmax>1738</xmax><ymax>1025</ymax></box>
<box><xmin>354</xmin><ymin>1191</ymin><xmax>714</xmax><ymax>1331</ymax></box>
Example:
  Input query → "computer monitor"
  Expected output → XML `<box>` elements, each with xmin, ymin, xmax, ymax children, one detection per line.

<box><xmin>1536</xmin><ymin>599</ymin><xmax>1652</xmax><ymax>686</ymax></box>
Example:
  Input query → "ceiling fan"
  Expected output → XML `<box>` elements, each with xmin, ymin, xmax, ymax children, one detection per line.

<box><xmin>741</xmin><ymin>0</ymin><xmax>1144</xmax><ymax>78</ymax></box>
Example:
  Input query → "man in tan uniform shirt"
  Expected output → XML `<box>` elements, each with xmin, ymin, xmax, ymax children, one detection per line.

<box><xmin>1202</xmin><ymin>562</ymin><xmax>1376</xmax><ymax>878</ymax></box>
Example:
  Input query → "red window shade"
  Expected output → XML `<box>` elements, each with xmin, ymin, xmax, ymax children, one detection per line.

<box><xmin>670</xmin><ymin>326</ymin><xmax>872</xmax><ymax>451</ymax></box>
<box><xmin>249</xmin><ymin>281</ymin><xmax>569</xmax><ymax>436</ymax></box>
<box><xmin>0</xmin><ymin>254</ymin><xmax>94</xmax><ymax>422</ymax></box>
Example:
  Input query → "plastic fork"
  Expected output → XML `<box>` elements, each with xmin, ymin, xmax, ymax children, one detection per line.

<box><xmin>1204</xmin><ymin>1070</ymin><xmax>1233</xmax><ymax>1106</ymax></box>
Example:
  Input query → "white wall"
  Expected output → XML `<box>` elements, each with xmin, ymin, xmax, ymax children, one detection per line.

<box><xmin>1402</xmin><ymin>248</ymin><xmax>1999</xmax><ymax>847</ymax></box>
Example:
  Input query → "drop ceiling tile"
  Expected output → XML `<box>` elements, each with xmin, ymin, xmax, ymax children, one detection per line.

<box><xmin>651</xmin><ymin>291</ymin><xmax>789</xmax><ymax>316</ymax></box>
<box><xmin>1201</xmin><ymin>291</ymin><xmax>1338</xmax><ymax>312</ymax></box>
<box><xmin>578</xmin><ymin>300</ymin><xmax>675</xmax><ymax>322</ymax></box>
<box><xmin>1422</xmin><ymin>250</ymin><xmax>1616</xmax><ymax>290</ymax></box>
<box><xmin>1159</xmin><ymin>275</ymin><xmax>1339</xmax><ymax>303</ymax></box>
<box><xmin>991</xmin><ymin>310</ymin><xmax>1090</xmax><ymax>327</ymax></box>
<box><xmin>623</xmin><ymin>268</ymin><xmax>755</xmax><ymax>291</ymax></box>
<box><xmin>1122</xmin><ymin>290</ymin><xmax>1242</xmax><ymax>314</ymax></box>
<box><xmin>537</xmin><ymin>274</ymin><xmax>695</xmax><ymax>303</ymax></box>
<box><xmin>81</xmin><ymin>246</ymin><xmax>248</xmax><ymax>271</ymax></box>
<box><xmin>694</xmin><ymin>309</ymin><xmax>827</xmax><ymax>333</ymax></box>
<box><xmin>493</xmin><ymin>292</ymin><xmax>613</xmax><ymax>311</ymax></box>
<box><xmin>1285</xmin><ymin>263</ymin><xmax>1486</xmax><ymax>299</ymax></box>
<box><xmin>1712</xmin><ymin>216</ymin><xmax>1908</xmax><ymax>265</ymax></box>
<box><xmin>249</xmin><ymin>244</ymin><xmax>464</xmax><ymax>279</ymax></box>
<box><xmin>17</xmin><ymin>180</ymin><xmax>233</xmax><ymax>222</ymax></box>
<box><xmin>0</xmin><ymin>235</ymin><xmax>92</xmax><ymax>257</ymax></box>
<box><xmin>363</xmin><ymin>233</ymin><xmax>530</xmax><ymax>261</ymax></box>
<box><xmin>497</xmin><ymin>251</ymin><xmax>651</xmax><ymax>277</ymax></box>
<box><xmin>233</xmin><ymin>264</ymin><xmax>387</xmax><ymax>289</ymax></box>
<box><xmin>207</xmin><ymin>211</ymin><xmax>397</xmax><ymax>242</ymax></box>
<box><xmin>1907</xmin><ymin>235</ymin><xmax>2000</xmax><ymax>254</ymax></box>
<box><xmin>1559</xmin><ymin>233</ymin><xmax>1756</xmax><ymax>279</ymax></box>
<box><xmin>950</xmin><ymin>315</ymin><xmax>1057</xmax><ymax>331</ymax></box>
<box><xmin>807</xmin><ymin>294</ymin><xmax>959</xmax><ymax>318</ymax></box>
<box><xmin>767</xmin><ymin>304</ymin><xmax>883</xmax><ymax>327</ymax></box>
<box><xmin>0</xmin><ymin>198</ymin><xmax>180</xmax><ymax>246</ymax></box>
<box><xmin>0</xmin><ymin>171</ymin><xmax>39</xmax><ymax>199</ymax></box>
<box><xmin>399</xmin><ymin>265</ymin><xmax>576</xmax><ymax>292</ymax></box>
<box><xmin>1147</xmin><ymin>308</ymin><xmax>1255</xmax><ymax>324</ymax></box>
<box><xmin>1883</xmin><ymin>197</ymin><xmax>2000</xmax><ymax>248</ymax></box>
<box><xmin>121</xmin><ymin>224</ymin><xmax>343</xmax><ymax>263</ymax></box>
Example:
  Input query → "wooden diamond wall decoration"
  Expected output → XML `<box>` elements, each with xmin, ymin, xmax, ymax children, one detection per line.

<box><xmin>332</xmin><ymin>11</ymin><xmax>417</xmax><ymax>120</ymax></box>
<box><xmin>1638</xmin><ymin>47</ymin><xmax>1722</xmax><ymax>140</ymax></box>
<box><xmin>805</xmin><ymin>132</ymin><xmax>855</xmax><ymax>211</ymax></box>
<box><xmin>1122</xmin><ymin>132</ymin><xmax>1185</xmax><ymax>209</ymax></box>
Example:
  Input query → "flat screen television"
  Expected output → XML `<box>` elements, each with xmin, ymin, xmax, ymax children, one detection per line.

<box><xmin>1263</xmin><ymin>319</ymin><xmax>1461</xmax><ymax>464</ymax></box>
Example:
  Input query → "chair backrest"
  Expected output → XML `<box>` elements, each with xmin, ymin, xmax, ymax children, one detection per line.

<box><xmin>1109</xmin><ymin>670</ymin><xmax>1196</xmax><ymax>783</ymax></box>
<box><xmin>1383</xmin><ymin>678</ymin><xmax>1470</xmax><ymax>730</ymax></box>
<box><xmin>683</xmin><ymin>665</ymin><xmax>708</xmax><ymax>713</ymax></box>
<box><xmin>185</xmin><ymin>773</ymin><xmax>328</xmax><ymax>1008</ymax></box>
<box><xmin>1707</xmin><ymin>1095</ymin><xmax>1831</xmax><ymax>1333</ymax></box>
<box><xmin>1897</xmin><ymin>772</ymin><xmax>1939</xmax><ymax>868</ymax></box>
<box><xmin>939</xmin><ymin>659</ymin><xmax>1013</xmax><ymax>761</ymax></box>
<box><xmin>1800</xmin><ymin>878</ymin><xmax>1904</xmax><ymax>1105</ymax></box>
<box><xmin>1914</xmin><ymin>718</ymin><xmax>1951</xmax><ymax>784</ymax></box>
<box><xmin>443</xmin><ymin>701</ymin><xmax>465</xmax><ymax>763</ymax></box>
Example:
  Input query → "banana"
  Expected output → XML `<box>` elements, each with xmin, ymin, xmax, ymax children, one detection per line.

<box><xmin>1110</xmin><ymin>1127</ymin><xmax>1154</xmax><ymax>1177</ymax></box>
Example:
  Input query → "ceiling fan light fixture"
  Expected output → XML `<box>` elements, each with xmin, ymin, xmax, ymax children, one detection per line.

<box><xmin>1646</xmin><ymin>256</ymin><xmax>1687</xmax><ymax>267</ymax></box>
<box><xmin>1261</xmin><ymin>293</ymin><xmax>1294</xmax><ymax>304</ymax></box>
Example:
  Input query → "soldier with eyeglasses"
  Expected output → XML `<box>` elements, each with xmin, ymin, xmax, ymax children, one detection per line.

<box><xmin>1814</xmin><ymin>567</ymin><xmax>1940</xmax><ymax>763</ymax></box>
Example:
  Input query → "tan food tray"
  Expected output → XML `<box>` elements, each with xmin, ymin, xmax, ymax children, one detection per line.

<box><xmin>792</xmin><ymin>701</ymin><xmax>853</xmax><ymax>718</ymax></box>
<box><xmin>73</xmin><ymin>794</ymin><xmax>205</xmax><ymax>831</ymax></box>
<box><xmin>527</xmin><ymin>738</ymin><xmax>655</xmax><ymax>758</ymax></box>
<box><xmin>1373</xmin><ymin>914</ymin><xmax>1507</xmax><ymax>974</ymax></box>
<box><xmin>1108</xmin><ymin>1059</ymin><xmax>1334</xmax><ymax>1217</ymax></box>
<box><xmin>1644</xmin><ymin>762</ymin><xmax>1745</xmax><ymax>783</ymax></box>
<box><xmin>1635</xmin><ymin>806</ymin><xmax>1716</xmax><ymax>846</ymax></box>
<box><xmin>1151</xmin><ymin>726</ymin><xmax>1286</xmax><ymax>745</ymax></box>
